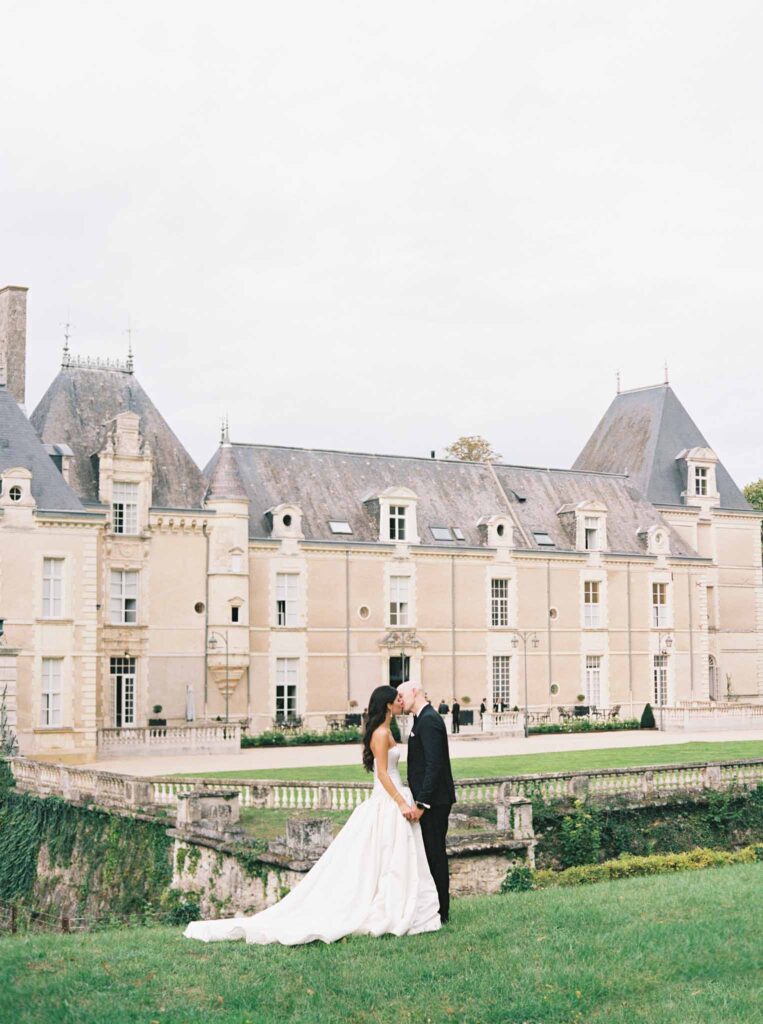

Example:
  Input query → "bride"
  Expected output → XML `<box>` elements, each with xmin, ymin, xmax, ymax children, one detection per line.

<box><xmin>183</xmin><ymin>685</ymin><xmax>441</xmax><ymax>945</ymax></box>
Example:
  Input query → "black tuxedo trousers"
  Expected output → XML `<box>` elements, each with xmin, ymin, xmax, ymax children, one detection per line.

<box><xmin>406</xmin><ymin>705</ymin><xmax>456</xmax><ymax>922</ymax></box>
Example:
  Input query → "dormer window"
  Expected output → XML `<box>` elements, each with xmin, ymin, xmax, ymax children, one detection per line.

<box><xmin>584</xmin><ymin>517</ymin><xmax>600</xmax><ymax>551</ymax></box>
<box><xmin>366</xmin><ymin>487</ymin><xmax>420</xmax><ymax>544</ymax></box>
<box><xmin>390</xmin><ymin>506</ymin><xmax>406</xmax><ymax>540</ymax></box>
<box><xmin>676</xmin><ymin>447</ymin><xmax>719</xmax><ymax>507</ymax></box>
<box><xmin>694</xmin><ymin>466</ymin><xmax>708</xmax><ymax>496</ymax></box>
<box><xmin>112</xmin><ymin>482</ymin><xmax>139</xmax><ymax>535</ymax></box>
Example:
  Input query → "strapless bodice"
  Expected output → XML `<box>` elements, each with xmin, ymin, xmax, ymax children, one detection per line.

<box><xmin>373</xmin><ymin>745</ymin><xmax>404</xmax><ymax>793</ymax></box>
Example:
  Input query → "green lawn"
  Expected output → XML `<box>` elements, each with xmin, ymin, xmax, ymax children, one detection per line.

<box><xmin>180</xmin><ymin>740</ymin><xmax>763</xmax><ymax>783</ymax></box>
<box><xmin>2</xmin><ymin>864</ymin><xmax>762</xmax><ymax>1024</ymax></box>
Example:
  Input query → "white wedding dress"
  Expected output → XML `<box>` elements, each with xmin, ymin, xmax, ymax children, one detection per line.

<box><xmin>183</xmin><ymin>745</ymin><xmax>441</xmax><ymax>945</ymax></box>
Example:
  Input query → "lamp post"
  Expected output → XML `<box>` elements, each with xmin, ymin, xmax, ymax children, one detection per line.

<box><xmin>509</xmin><ymin>630</ymin><xmax>540</xmax><ymax>738</ymax></box>
<box><xmin>207</xmin><ymin>630</ymin><xmax>230</xmax><ymax>724</ymax></box>
<box><xmin>656</xmin><ymin>632</ymin><xmax>673</xmax><ymax>731</ymax></box>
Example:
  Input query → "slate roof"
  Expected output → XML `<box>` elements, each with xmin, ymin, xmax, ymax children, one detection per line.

<box><xmin>204</xmin><ymin>442</ymin><xmax>696</xmax><ymax>556</ymax></box>
<box><xmin>573</xmin><ymin>384</ymin><xmax>751</xmax><ymax>511</ymax></box>
<box><xmin>0</xmin><ymin>387</ymin><xmax>85</xmax><ymax>511</ymax></box>
<box><xmin>31</xmin><ymin>366</ymin><xmax>206</xmax><ymax>509</ymax></box>
<box><xmin>205</xmin><ymin>442</ymin><xmax>248</xmax><ymax>501</ymax></box>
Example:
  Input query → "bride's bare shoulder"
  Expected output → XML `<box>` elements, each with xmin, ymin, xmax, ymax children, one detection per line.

<box><xmin>370</xmin><ymin>724</ymin><xmax>391</xmax><ymax>747</ymax></box>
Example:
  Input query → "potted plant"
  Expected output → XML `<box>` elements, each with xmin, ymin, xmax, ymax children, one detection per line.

<box><xmin>148</xmin><ymin>704</ymin><xmax>167</xmax><ymax>727</ymax></box>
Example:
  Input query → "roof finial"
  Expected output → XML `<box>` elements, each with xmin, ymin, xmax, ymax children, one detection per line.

<box><xmin>664</xmin><ymin>361</ymin><xmax>669</xmax><ymax>385</ymax></box>
<box><xmin>61</xmin><ymin>312</ymin><xmax>73</xmax><ymax>368</ymax></box>
<box><xmin>125</xmin><ymin>315</ymin><xmax>135</xmax><ymax>373</ymax></box>
<box><xmin>220</xmin><ymin>413</ymin><xmax>230</xmax><ymax>446</ymax></box>
<box><xmin>616</xmin><ymin>370</ymin><xmax>621</xmax><ymax>394</ymax></box>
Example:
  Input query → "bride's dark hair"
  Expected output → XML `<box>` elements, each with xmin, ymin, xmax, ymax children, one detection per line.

<box><xmin>362</xmin><ymin>685</ymin><xmax>399</xmax><ymax>772</ymax></box>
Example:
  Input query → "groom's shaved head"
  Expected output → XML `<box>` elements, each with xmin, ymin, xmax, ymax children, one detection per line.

<box><xmin>397</xmin><ymin>680</ymin><xmax>423</xmax><ymax>713</ymax></box>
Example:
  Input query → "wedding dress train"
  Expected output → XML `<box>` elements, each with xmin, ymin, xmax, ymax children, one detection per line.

<box><xmin>183</xmin><ymin>746</ymin><xmax>441</xmax><ymax>945</ymax></box>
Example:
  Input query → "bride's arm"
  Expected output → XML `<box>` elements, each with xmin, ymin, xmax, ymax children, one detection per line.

<box><xmin>371</xmin><ymin>730</ymin><xmax>415</xmax><ymax>820</ymax></box>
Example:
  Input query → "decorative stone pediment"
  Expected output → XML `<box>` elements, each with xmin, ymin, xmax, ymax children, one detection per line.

<box><xmin>378</xmin><ymin>630</ymin><xmax>424</xmax><ymax>650</ymax></box>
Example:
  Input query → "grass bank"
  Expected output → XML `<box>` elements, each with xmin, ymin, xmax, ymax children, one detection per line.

<box><xmin>179</xmin><ymin>739</ymin><xmax>763</xmax><ymax>782</ymax></box>
<box><xmin>1</xmin><ymin>863</ymin><xmax>761</xmax><ymax>1024</ymax></box>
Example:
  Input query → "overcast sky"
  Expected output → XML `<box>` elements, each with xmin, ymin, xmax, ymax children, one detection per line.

<box><xmin>2</xmin><ymin>1</ymin><xmax>762</xmax><ymax>485</ymax></box>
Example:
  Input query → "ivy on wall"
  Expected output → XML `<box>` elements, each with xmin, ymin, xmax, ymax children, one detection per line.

<box><xmin>0</xmin><ymin>784</ymin><xmax>173</xmax><ymax>922</ymax></box>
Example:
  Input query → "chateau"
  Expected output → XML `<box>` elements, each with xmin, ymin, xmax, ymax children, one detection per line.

<box><xmin>1</xmin><ymin>284</ymin><xmax>761</xmax><ymax>763</ymax></box>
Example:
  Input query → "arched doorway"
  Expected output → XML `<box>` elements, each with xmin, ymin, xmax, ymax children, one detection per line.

<box><xmin>708</xmin><ymin>656</ymin><xmax>721</xmax><ymax>700</ymax></box>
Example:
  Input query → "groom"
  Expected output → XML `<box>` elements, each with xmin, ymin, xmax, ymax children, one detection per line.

<box><xmin>397</xmin><ymin>680</ymin><xmax>456</xmax><ymax>924</ymax></box>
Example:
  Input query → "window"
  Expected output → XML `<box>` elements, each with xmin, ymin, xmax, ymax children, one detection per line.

<box><xmin>452</xmin><ymin>527</ymin><xmax>465</xmax><ymax>541</ymax></box>
<box><xmin>430</xmin><ymin>526</ymin><xmax>453</xmax><ymax>541</ymax></box>
<box><xmin>112</xmin><ymin>482</ymin><xmax>139</xmax><ymax>535</ymax></box>
<box><xmin>492</xmin><ymin>655</ymin><xmax>511</xmax><ymax>708</ymax></box>
<box><xmin>329</xmin><ymin>520</ymin><xmax>353</xmax><ymax>534</ymax></box>
<box><xmin>231</xmin><ymin>605</ymin><xmax>241</xmax><ymax>623</ymax></box>
<box><xmin>231</xmin><ymin>551</ymin><xmax>244</xmax><ymax>573</ymax></box>
<box><xmin>584</xmin><ymin>517</ymin><xmax>600</xmax><ymax>551</ymax></box>
<box><xmin>585</xmin><ymin>655</ymin><xmax>602</xmax><ymax>706</ymax></box>
<box><xmin>694</xmin><ymin>467</ymin><xmax>708</xmax><ymax>496</ymax></box>
<box><xmin>533</xmin><ymin>531</ymin><xmax>555</xmax><ymax>547</ymax></box>
<box><xmin>389</xmin><ymin>505</ymin><xmax>406</xmax><ymax>541</ymax></box>
<box><xmin>584</xmin><ymin>580</ymin><xmax>601</xmax><ymax>628</ymax></box>
<box><xmin>276</xmin><ymin>573</ymin><xmax>298</xmax><ymax>627</ymax></box>
<box><xmin>9</xmin><ymin>485</ymin><xmax>21</xmax><ymax>502</ymax></box>
<box><xmin>276</xmin><ymin>657</ymin><xmax>298</xmax><ymax>721</ymax></box>
<box><xmin>491</xmin><ymin>578</ymin><xmax>509</xmax><ymax>627</ymax></box>
<box><xmin>652</xmin><ymin>582</ymin><xmax>668</xmax><ymax>627</ymax></box>
<box><xmin>110</xmin><ymin>570</ymin><xmax>138</xmax><ymax>624</ymax></box>
<box><xmin>42</xmin><ymin>558</ymin><xmax>64</xmax><ymax>618</ymax></box>
<box><xmin>389</xmin><ymin>576</ymin><xmax>409</xmax><ymax>626</ymax></box>
<box><xmin>110</xmin><ymin>656</ymin><xmax>136</xmax><ymax>727</ymax></box>
<box><xmin>653</xmin><ymin>654</ymin><xmax>668</xmax><ymax>705</ymax></box>
<box><xmin>40</xmin><ymin>658</ymin><xmax>62</xmax><ymax>727</ymax></box>
<box><xmin>389</xmin><ymin>654</ymin><xmax>410</xmax><ymax>687</ymax></box>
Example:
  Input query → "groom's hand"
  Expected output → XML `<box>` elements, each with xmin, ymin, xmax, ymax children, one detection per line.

<box><xmin>410</xmin><ymin>806</ymin><xmax>424</xmax><ymax>822</ymax></box>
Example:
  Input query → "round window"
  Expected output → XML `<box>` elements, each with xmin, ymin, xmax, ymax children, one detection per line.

<box><xmin>282</xmin><ymin>514</ymin><xmax>292</xmax><ymax>527</ymax></box>
<box><xmin>358</xmin><ymin>606</ymin><xmax>370</xmax><ymax>620</ymax></box>
<box><xmin>654</xmin><ymin>532</ymin><xmax>663</xmax><ymax>545</ymax></box>
<box><xmin>496</xmin><ymin>523</ymin><xmax>505</xmax><ymax>537</ymax></box>
<box><xmin>550</xmin><ymin>683</ymin><xmax>559</xmax><ymax>696</ymax></box>
<box><xmin>8</xmin><ymin>486</ymin><xmax>22</xmax><ymax>502</ymax></box>
<box><xmin>194</xmin><ymin>601</ymin><xmax>205</xmax><ymax>614</ymax></box>
<box><xmin>549</xmin><ymin>607</ymin><xmax>559</xmax><ymax>620</ymax></box>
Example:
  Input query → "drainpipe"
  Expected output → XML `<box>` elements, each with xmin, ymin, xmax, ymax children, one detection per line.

<box><xmin>451</xmin><ymin>555</ymin><xmax>457</xmax><ymax>703</ymax></box>
<box><xmin>345</xmin><ymin>549</ymin><xmax>351</xmax><ymax>705</ymax></box>
<box><xmin>687</xmin><ymin>569</ymin><xmax>695</xmax><ymax>699</ymax></box>
<box><xmin>202</xmin><ymin>522</ymin><xmax>210</xmax><ymax>721</ymax></box>
<box><xmin>546</xmin><ymin>559</ymin><xmax>552</xmax><ymax>700</ymax></box>
<box><xmin>627</xmin><ymin>561</ymin><xmax>634</xmax><ymax>717</ymax></box>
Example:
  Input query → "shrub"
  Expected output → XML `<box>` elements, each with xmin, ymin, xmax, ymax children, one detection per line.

<box><xmin>160</xmin><ymin>888</ymin><xmax>202</xmax><ymax>925</ymax></box>
<box><xmin>241</xmin><ymin>728</ymin><xmax>361</xmax><ymax>749</ymax></box>
<box><xmin>641</xmin><ymin>702</ymin><xmax>656</xmax><ymax>729</ymax></box>
<box><xmin>559</xmin><ymin>801</ymin><xmax>602</xmax><ymax>868</ymax></box>
<box><xmin>500</xmin><ymin>865</ymin><xmax>534</xmax><ymax>893</ymax></box>
<box><xmin>533</xmin><ymin>844</ymin><xmax>763</xmax><ymax>889</ymax></box>
<box><xmin>529</xmin><ymin>719</ymin><xmax>641</xmax><ymax>735</ymax></box>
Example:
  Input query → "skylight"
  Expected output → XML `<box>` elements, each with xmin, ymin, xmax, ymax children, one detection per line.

<box><xmin>452</xmin><ymin>527</ymin><xmax>465</xmax><ymax>541</ymax></box>
<box><xmin>533</xmin><ymin>531</ymin><xmax>555</xmax><ymax>547</ymax></box>
<box><xmin>430</xmin><ymin>526</ymin><xmax>453</xmax><ymax>541</ymax></box>
<box><xmin>329</xmin><ymin>521</ymin><xmax>353</xmax><ymax>534</ymax></box>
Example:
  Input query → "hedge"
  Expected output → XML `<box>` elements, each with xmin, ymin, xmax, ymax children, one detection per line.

<box><xmin>528</xmin><ymin>719</ymin><xmax>641</xmax><ymax>735</ymax></box>
<box><xmin>241</xmin><ymin>727</ymin><xmax>361</xmax><ymax>748</ymax></box>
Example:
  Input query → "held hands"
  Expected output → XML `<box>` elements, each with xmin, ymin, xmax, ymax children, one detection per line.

<box><xmin>398</xmin><ymin>800</ymin><xmax>417</xmax><ymax>821</ymax></box>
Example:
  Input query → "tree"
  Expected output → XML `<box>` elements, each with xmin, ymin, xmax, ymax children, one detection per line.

<box><xmin>743</xmin><ymin>480</ymin><xmax>763</xmax><ymax>542</ymax></box>
<box><xmin>743</xmin><ymin>479</ymin><xmax>763</xmax><ymax>510</ymax></box>
<box><xmin>444</xmin><ymin>435</ymin><xmax>502</xmax><ymax>463</ymax></box>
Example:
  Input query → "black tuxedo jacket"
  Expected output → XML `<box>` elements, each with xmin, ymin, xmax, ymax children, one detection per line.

<box><xmin>406</xmin><ymin>704</ymin><xmax>456</xmax><ymax>807</ymax></box>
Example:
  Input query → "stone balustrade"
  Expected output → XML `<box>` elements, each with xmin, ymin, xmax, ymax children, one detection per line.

<box><xmin>97</xmin><ymin>723</ymin><xmax>241</xmax><ymax>757</ymax></box>
<box><xmin>656</xmin><ymin>703</ymin><xmax>763</xmax><ymax>731</ymax></box>
<box><xmin>9</xmin><ymin>754</ymin><xmax>763</xmax><ymax>817</ymax></box>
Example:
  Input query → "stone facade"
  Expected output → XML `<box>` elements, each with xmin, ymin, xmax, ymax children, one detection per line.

<box><xmin>1</xmin><ymin>284</ymin><xmax>761</xmax><ymax>762</ymax></box>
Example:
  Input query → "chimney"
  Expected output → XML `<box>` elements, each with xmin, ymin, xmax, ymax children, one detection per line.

<box><xmin>0</xmin><ymin>285</ymin><xmax>28</xmax><ymax>406</ymax></box>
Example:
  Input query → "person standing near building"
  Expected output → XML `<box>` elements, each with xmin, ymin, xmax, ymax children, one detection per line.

<box><xmin>437</xmin><ymin>698</ymin><xmax>449</xmax><ymax>715</ymax></box>
<box><xmin>451</xmin><ymin>699</ymin><xmax>460</xmax><ymax>734</ymax></box>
